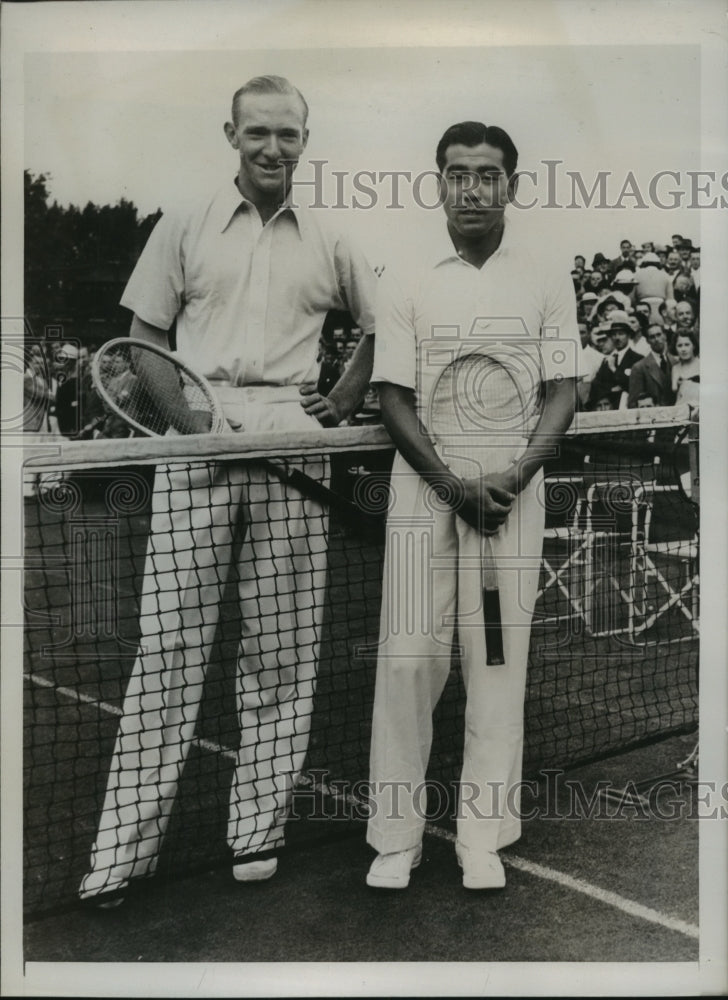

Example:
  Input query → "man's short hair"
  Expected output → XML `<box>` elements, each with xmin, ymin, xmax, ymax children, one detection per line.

<box><xmin>676</xmin><ymin>299</ymin><xmax>695</xmax><ymax>317</ymax></box>
<box><xmin>435</xmin><ymin>121</ymin><xmax>518</xmax><ymax>177</ymax></box>
<box><xmin>231</xmin><ymin>75</ymin><xmax>309</xmax><ymax>126</ymax></box>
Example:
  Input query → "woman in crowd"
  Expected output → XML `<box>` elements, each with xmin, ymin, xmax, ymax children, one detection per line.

<box><xmin>671</xmin><ymin>330</ymin><xmax>700</xmax><ymax>408</ymax></box>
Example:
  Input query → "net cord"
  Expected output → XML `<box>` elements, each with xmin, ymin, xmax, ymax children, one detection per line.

<box><xmin>22</xmin><ymin>404</ymin><xmax>693</xmax><ymax>472</ymax></box>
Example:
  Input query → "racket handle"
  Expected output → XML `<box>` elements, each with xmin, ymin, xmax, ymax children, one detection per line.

<box><xmin>482</xmin><ymin>538</ymin><xmax>505</xmax><ymax>666</ymax></box>
<box><xmin>483</xmin><ymin>587</ymin><xmax>505</xmax><ymax>665</ymax></box>
<box><xmin>263</xmin><ymin>460</ymin><xmax>382</xmax><ymax>535</ymax></box>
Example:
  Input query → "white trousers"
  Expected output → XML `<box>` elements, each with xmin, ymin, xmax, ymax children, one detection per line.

<box><xmin>81</xmin><ymin>394</ymin><xmax>328</xmax><ymax>896</ymax></box>
<box><xmin>367</xmin><ymin>452</ymin><xmax>544</xmax><ymax>857</ymax></box>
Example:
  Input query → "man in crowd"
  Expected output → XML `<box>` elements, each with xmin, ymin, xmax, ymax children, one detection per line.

<box><xmin>664</xmin><ymin>248</ymin><xmax>685</xmax><ymax>289</ymax></box>
<box><xmin>578</xmin><ymin>323</ymin><xmax>612</xmax><ymax>408</ymax></box>
<box><xmin>591</xmin><ymin>294</ymin><xmax>623</xmax><ymax>330</ymax></box>
<box><xmin>628</xmin><ymin>323</ymin><xmax>674</xmax><ymax>408</ymax></box>
<box><xmin>317</xmin><ymin>339</ymin><xmax>343</xmax><ymax>396</ymax></box>
<box><xmin>592</xmin><ymin>252</ymin><xmax>613</xmax><ymax>282</ymax></box>
<box><xmin>678</xmin><ymin>239</ymin><xmax>694</xmax><ymax>269</ymax></box>
<box><xmin>689</xmin><ymin>247</ymin><xmax>700</xmax><ymax>292</ymax></box>
<box><xmin>675</xmin><ymin>299</ymin><xmax>698</xmax><ymax>336</ymax></box>
<box><xmin>53</xmin><ymin>343</ymin><xmax>83</xmax><ymax>436</ymax></box>
<box><xmin>79</xmin><ymin>75</ymin><xmax>376</xmax><ymax>906</ymax></box>
<box><xmin>366</xmin><ymin>119</ymin><xmax>581</xmax><ymax>891</ymax></box>
<box><xmin>672</xmin><ymin>274</ymin><xmax>698</xmax><ymax>307</ymax></box>
<box><xmin>611</xmin><ymin>238</ymin><xmax>635</xmax><ymax>273</ymax></box>
<box><xmin>588</xmin><ymin>310</ymin><xmax>642</xmax><ymax>410</ymax></box>
<box><xmin>658</xmin><ymin>298</ymin><xmax>679</xmax><ymax>341</ymax></box>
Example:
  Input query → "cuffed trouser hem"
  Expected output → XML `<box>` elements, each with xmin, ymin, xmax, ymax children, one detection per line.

<box><xmin>366</xmin><ymin>824</ymin><xmax>424</xmax><ymax>855</ymax></box>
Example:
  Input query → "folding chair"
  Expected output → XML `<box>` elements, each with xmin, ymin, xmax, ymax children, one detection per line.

<box><xmin>628</xmin><ymin>482</ymin><xmax>699</xmax><ymax>643</ymax></box>
<box><xmin>538</xmin><ymin>474</ymin><xmax>591</xmax><ymax>629</ymax></box>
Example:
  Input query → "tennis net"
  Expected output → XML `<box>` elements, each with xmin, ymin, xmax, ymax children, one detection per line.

<box><xmin>20</xmin><ymin>407</ymin><xmax>698</xmax><ymax>915</ymax></box>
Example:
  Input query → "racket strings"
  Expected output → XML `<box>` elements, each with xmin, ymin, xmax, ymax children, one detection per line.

<box><xmin>95</xmin><ymin>342</ymin><xmax>222</xmax><ymax>436</ymax></box>
<box><xmin>430</xmin><ymin>354</ymin><xmax>534</xmax><ymax>479</ymax></box>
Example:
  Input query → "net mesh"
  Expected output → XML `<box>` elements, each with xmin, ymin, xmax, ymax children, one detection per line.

<box><xmin>21</xmin><ymin>409</ymin><xmax>698</xmax><ymax>915</ymax></box>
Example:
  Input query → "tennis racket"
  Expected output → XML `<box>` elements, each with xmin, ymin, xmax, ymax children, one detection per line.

<box><xmin>91</xmin><ymin>338</ymin><xmax>381</xmax><ymax>530</ymax></box>
<box><xmin>429</xmin><ymin>349</ymin><xmax>540</xmax><ymax>666</ymax></box>
<box><xmin>92</xmin><ymin>338</ymin><xmax>226</xmax><ymax>436</ymax></box>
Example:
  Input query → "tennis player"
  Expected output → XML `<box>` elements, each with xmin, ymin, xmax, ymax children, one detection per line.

<box><xmin>79</xmin><ymin>76</ymin><xmax>376</xmax><ymax>903</ymax></box>
<box><xmin>366</xmin><ymin>121</ymin><xmax>583</xmax><ymax>890</ymax></box>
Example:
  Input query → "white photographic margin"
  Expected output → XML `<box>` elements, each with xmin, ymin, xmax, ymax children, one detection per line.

<box><xmin>2</xmin><ymin>1</ymin><xmax>726</xmax><ymax>996</ymax></box>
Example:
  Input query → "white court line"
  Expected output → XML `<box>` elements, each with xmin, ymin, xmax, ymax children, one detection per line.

<box><xmin>26</xmin><ymin>672</ymin><xmax>699</xmax><ymax>941</ymax></box>
<box><xmin>422</xmin><ymin>823</ymin><xmax>699</xmax><ymax>941</ymax></box>
<box><xmin>25</xmin><ymin>671</ymin><xmax>237</xmax><ymax>761</ymax></box>
<box><xmin>27</xmin><ymin>672</ymin><xmax>123</xmax><ymax>717</ymax></box>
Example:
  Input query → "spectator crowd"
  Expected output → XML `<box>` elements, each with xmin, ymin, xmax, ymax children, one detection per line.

<box><xmin>574</xmin><ymin>234</ymin><xmax>700</xmax><ymax>412</ymax></box>
<box><xmin>23</xmin><ymin>326</ymin><xmax>381</xmax><ymax>441</ymax></box>
<box><xmin>23</xmin><ymin>340</ymin><xmax>114</xmax><ymax>439</ymax></box>
<box><xmin>23</xmin><ymin>233</ymin><xmax>700</xmax><ymax>440</ymax></box>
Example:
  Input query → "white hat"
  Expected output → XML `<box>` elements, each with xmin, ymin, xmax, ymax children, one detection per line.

<box><xmin>57</xmin><ymin>343</ymin><xmax>80</xmax><ymax>360</ymax></box>
<box><xmin>639</xmin><ymin>252</ymin><xmax>661</xmax><ymax>266</ymax></box>
<box><xmin>613</xmin><ymin>269</ymin><xmax>638</xmax><ymax>284</ymax></box>
<box><xmin>606</xmin><ymin>310</ymin><xmax>632</xmax><ymax>331</ymax></box>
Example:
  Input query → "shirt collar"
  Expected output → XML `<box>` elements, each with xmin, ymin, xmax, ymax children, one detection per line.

<box><xmin>428</xmin><ymin>213</ymin><xmax>515</xmax><ymax>270</ymax></box>
<box><xmin>215</xmin><ymin>177</ymin><xmax>304</xmax><ymax>235</ymax></box>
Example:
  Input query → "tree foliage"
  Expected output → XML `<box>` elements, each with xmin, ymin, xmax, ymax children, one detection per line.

<box><xmin>24</xmin><ymin>170</ymin><xmax>162</xmax><ymax>336</ymax></box>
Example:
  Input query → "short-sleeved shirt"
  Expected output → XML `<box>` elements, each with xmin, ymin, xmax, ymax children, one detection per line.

<box><xmin>372</xmin><ymin>216</ymin><xmax>584</xmax><ymax>430</ymax></box>
<box><xmin>121</xmin><ymin>179</ymin><xmax>376</xmax><ymax>386</ymax></box>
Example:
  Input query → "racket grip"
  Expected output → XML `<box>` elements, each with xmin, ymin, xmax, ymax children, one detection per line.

<box><xmin>483</xmin><ymin>587</ymin><xmax>505</xmax><ymax>666</ymax></box>
<box><xmin>482</xmin><ymin>537</ymin><xmax>504</xmax><ymax>665</ymax></box>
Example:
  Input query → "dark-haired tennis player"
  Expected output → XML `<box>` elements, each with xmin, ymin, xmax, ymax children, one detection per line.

<box><xmin>366</xmin><ymin>121</ymin><xmax>582</xmax><ymax>890</ymax></box>
<box><xmin>80</xmin><ymin>76</ymin><xmax>376</xmax><ymax>903</ymax></box>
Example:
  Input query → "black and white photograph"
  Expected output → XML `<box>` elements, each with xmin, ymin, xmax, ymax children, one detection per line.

<box><xmin>1</xmin><ymin>1</ymin><xmax>726</xmax><ymax>996</ymax></box>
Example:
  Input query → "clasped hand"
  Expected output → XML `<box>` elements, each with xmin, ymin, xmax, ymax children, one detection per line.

<box><xmin>457</xmin><ymin>468</ymin><xmax>518</xmax><ymax>535</ymax></box>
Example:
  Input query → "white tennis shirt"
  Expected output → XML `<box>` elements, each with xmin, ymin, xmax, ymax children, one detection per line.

<box><xmin>121</xmin><ymin>179</ymin><xmax>376</xmax><ymax>386</ymax></box>
<box><xmin>372</xmin><ymin>216</ymin><xmax>584</xmax><ymax>425</ymax></box>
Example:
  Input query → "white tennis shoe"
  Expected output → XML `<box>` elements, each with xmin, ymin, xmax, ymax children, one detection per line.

<box><xmin>455</xmin><ymin>844</ymin><xmax>506</xmax><ymax>890</ymax></box>
<box><xmin>232</xmin><ymin>856</ymin><xmax>278</xmax><ymax>882</ymax></box>
<box><xmin>366</xmin><ymin>845</ymin><xmax>422</xmax><ymax>889</ymax></box>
